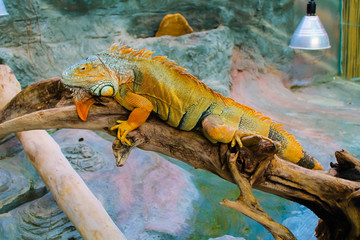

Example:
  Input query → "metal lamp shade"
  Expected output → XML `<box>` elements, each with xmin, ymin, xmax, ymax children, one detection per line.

<box><xmin>0</xmin><ymin>0</ymin><xmax>8</xmax><ymax>16</ymax></box>
<box><xmin>289</xmin><ymin>16</ymin><xmax>330</xmax><ymax>50</ymax></box>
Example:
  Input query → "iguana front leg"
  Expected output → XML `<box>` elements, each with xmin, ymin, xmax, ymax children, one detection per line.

<box><xmin>202</xmin><ymin>115</ymin><xmax>271</xmax><ymax>148</ymax></box>
<box><xmin>111</xmin><ymin>92</ymin><xmax>153</xmax><ymax>145</ymax></box>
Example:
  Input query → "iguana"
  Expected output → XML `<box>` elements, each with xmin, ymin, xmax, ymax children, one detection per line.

<box><xmin>61</xmin><ymin>44</ymin><xmax>323</xmax><ymax>170</ymax></box>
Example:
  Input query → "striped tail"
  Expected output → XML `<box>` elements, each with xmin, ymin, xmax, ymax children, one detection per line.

<box><xmin>298</xmin><ymin>151</ymin><xmax>324</xmax><ymax>170</ymax></box>
<box><xmin>267</xmin><ymin>124</ymin><xmax>324</xmax><ymax>170</ymax></box>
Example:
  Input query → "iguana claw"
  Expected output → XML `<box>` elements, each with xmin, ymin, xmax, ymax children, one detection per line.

<box><xmin>110</xmin><ymin>120</ymin><xmax>133</xmax><ymax>146</ymax></box>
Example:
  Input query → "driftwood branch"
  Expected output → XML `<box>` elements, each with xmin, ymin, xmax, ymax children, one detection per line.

<box><xmin>1</xmin><ymin>77</ymin><xmax>360</xmax><ymax>239</ymax></box>
<box><xmin>0</xmin><ymin>68</ymin><xmax>126</xmax><ymax>240</ymax></box>
<box><xmin>220</xmin><ymin>148</ymin><xmax>296</xmax><ymax>240</ymax></box>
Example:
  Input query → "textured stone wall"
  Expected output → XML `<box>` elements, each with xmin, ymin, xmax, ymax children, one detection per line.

<box><xmin>0</xmin><ymin>0</ymin><xmax>301</xmax><ymax>90</ymax></box>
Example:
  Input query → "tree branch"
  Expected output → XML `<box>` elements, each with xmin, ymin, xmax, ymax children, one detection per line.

<box><xmin>220</xmin><ymin>150</ymin><xmax>296</xmax><ymax>240</ymax></box>
<box><xmin>1</xmin><ymin>78</ymin><xmax>360</xmax><ymax>239</ymax></box>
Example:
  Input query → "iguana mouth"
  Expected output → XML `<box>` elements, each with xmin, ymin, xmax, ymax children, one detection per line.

<box><xmin>63</xmin><ymin>85</ymin><xmax>96</xmax><ymax>122</ymax></box>
<box><xmin>63</xmin><ymin>85</ymin><xmax>88</xmax><ymax>96</ymax></box>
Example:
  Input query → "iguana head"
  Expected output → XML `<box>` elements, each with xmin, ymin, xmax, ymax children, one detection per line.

<box><xmin>61</xmin><ymin>55</ymin><xmax>119</xmax><ymax>121</ymax></box>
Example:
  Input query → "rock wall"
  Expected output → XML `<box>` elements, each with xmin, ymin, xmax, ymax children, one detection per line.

<box><xmin>0</xmin><ymin>0</ymin><xmax>305</xmax><ymax>89</ymax></box>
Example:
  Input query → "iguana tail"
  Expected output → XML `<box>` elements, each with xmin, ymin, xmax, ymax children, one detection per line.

<box><xmin>232</xmin><ymin>103</ymin><xmax>323</xmax><ymax>170</ymax></box>
<box><xmin>298</xmin><ymin>150</ymin><xmax>323</xmax><ymax>170</ymax></box>
<box><xmin>267</xmin><ymin>123</ymin><xmax>323</xmax><ymax>170</ymax></box>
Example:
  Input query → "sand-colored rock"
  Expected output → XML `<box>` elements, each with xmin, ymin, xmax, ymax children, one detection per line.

<box><xmin>155</xmin><ymin>13</ymin><xmax>194</xmax><ymax>37</ymax></box>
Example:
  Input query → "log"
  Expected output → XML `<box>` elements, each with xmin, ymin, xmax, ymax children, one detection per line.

<box><xmin>0</xmin><ymin>66</ymin><xmax>126</xmax><ymax>240</ymax></box>
<box><xmin>1</xmin><ymin>77</ymin><xmax>360</xmax><ymax>239</ymax></box>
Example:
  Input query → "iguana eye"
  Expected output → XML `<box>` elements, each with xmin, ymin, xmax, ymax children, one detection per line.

<box><xmin>100</xmin><ymin>85</ymin><xmax>114</xmax><ymax>97</ymax></box>
<box><xmin>79</xmin><ymin>66</ymin><xmax>86</xmax><ymax>72</ymax></box>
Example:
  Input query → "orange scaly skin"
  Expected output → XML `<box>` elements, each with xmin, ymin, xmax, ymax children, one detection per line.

<box><xmin>61</xmin><ymin>44</ymin><xmax>323</xmax><ymax>170</ymax></box>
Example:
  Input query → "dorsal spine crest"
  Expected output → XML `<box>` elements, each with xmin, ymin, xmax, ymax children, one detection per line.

<box><xmin>108</xmin><ymin>44</ymin><xmax>197</xmax><ymax>79</ymax></box>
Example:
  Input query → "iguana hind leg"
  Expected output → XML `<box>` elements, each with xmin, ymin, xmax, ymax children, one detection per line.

<box><xmin>202</xmin><ymin>114</ymin><xmax>273</xmax><ymax>148</ymax></box>
<box><xmin>202</xmin><ymin>114</ymin><xmax>235</xmax><ymax>144</ymax></box>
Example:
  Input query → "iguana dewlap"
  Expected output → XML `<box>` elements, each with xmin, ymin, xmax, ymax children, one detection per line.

<box><xmin>61</xmin><ymin>44</ymin><xmax>323</xmax><ymax>170</ymax></box>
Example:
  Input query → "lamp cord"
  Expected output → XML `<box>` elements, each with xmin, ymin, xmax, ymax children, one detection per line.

<box><xmin>307</xmin><ymin>0</ymin><xmax>316</xmax><ymax>16</ymax></box>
